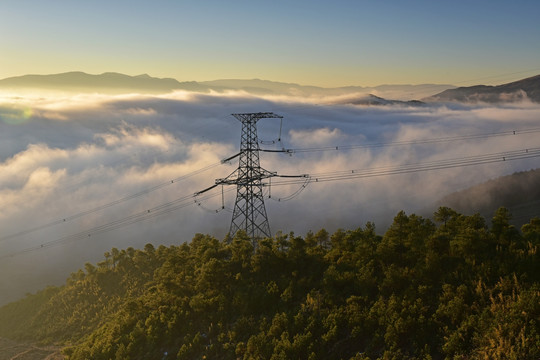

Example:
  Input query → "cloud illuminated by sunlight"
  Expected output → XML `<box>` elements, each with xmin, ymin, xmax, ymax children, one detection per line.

<box><xmin>0</xmin><ymin>104</ymin><xmax>33</xmax><ymax>124</ymax></box>
<box><xmin>0</xmin><ymin>89</ymin><xmax>539</xmax><ymax>306</ymax></box>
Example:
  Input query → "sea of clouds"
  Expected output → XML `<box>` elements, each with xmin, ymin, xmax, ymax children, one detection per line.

<box><xmin>0</xmin><ymin>89</ymin><xmax>539</xmax><ymax>304</ymax></box>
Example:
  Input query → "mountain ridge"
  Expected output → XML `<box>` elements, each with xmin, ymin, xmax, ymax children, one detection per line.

<box><xmin>0</xmin><ymin>71</ymin><xmax>453</xmax><ymax>99</ymax></box>
<box><xmin>425</xmin><ymin>74</ymin><xmax>540</xmax><ymax>103</ymax></box>
<box><xmin>0</xmin><ymin>71</ymin><xmax>207</xmax><ymax>94</ymax></box>
<box><xmin>2</xmin><ymin>71</ymin><xmax>539</xmax><ymax>103</ymax></box>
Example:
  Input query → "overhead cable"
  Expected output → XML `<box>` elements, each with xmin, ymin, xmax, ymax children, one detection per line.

<box><xmin>0</xmin><ymin>160</ymin><xmax>226</xmax><ymax>243</ymax></box>
<box><xmin>0</xmin><ymin>187</ymin><xmax>235</xmax><ymax>260</ymax></box>
<box><xmin>261</xmin><ymin>127</ymin><xmax>540</xmax><ymax>155</ymax></box>
<box><xmin>268</xmin><ymin>147</ymin><xmax>540</xmax><ymax>187</ymax></box>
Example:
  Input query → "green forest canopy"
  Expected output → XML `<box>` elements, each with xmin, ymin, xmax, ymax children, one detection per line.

<box><xmin>0</xmin><ymin>207</ymin><xmax>538</xmax><ymax>359</ymax></box>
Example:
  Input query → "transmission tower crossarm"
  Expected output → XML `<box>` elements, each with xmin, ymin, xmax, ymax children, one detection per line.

<box><xmin>231</xmin><ymin>112</ymin><xmax>283</xmax><ymax>120</ymax></box>
<box><xmin>216</xmin><ymin>169</ymin><xmax>277</xmax><ymax>185</ymax></box>
<box><xmin>276</xmin><ymin>174</ymin><xmax>310</xmax><ymax>178</ymax></box>
<box><xmin>221</xmin><ymin>152</ymin><xmax>242</xmax><ymax>163</ymax></box>
<box><xmin>194</xmin><ymin>184</ymin><xmax>218</xmax><ymax>196</ymax></box>
<box><xmin>260</xmin><ymin>149</ymin><xmax>293</xmax><ymax>153</ymax></box>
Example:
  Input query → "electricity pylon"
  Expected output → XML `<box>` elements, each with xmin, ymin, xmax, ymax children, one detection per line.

<box><xmin>218</xmin><ymin>112</ymin><xmax>281</xmax><ymax>239</ymax></box>
<box><xmin>195</xmin><ymin>112</ymin><xmax>307</xmax><ymax>240</ymax></box>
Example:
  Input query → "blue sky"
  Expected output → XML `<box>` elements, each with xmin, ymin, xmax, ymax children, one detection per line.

<box><xmin>1</xmin><ymin>0</ymin><xmax>540</xmax><ymax>86</ymax></box>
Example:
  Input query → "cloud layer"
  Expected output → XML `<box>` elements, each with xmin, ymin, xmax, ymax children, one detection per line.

<box><xmin>0</xmin><ymin>90</ymin><xmax>539</xmax><ymax>304</ymax></box>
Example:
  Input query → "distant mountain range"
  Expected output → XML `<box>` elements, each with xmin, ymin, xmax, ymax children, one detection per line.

<box><xmin>0</xmin><ymin>71</ymin><xmax>207</xmax><ymax>94</ymax></box>
<box><xmin>0</xmin><ymin>71</ymin><xmax>452</xmax><ymax>100</ymax></box>
<box><xmin>425</xmin><ymin>74</ymin><xmax>540</xmax><ymax>103</ymax></box>
<box><xmin>1</xmin><ymin>71</ymin><xmax>539</xmax><ymax>104</ymax></box>
<box><xmin>198</xmin><ymin>79</ymin><xmax>452</xmax><ymax>100</ymax></box>
<box><xmin>335</xmin><ymin>94</ymin><xmax>425</xmax><ymax>106</ymax></box>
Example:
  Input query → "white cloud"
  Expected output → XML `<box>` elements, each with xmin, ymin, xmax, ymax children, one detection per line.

<box><xmin>0</xmin><ymin>92</ymin><xmax>539</xmax><ymax>304</ymax></box>
<box><xmin>289</xmin><ymin>127</ymin><xmax>346</xmax><ymax>147</ymax></box>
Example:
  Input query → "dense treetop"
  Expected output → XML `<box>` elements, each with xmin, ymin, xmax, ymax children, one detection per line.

<box><xmin>0</xmin><ymin>207</ymin><xmax>538</xmax><ymax>359</ymax></box>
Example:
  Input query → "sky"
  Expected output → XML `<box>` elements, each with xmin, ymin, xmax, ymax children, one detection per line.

<box><xmin>1</xmin><ymin>0</ymin><xmax>540</xmax><ymax>87</ymax></box>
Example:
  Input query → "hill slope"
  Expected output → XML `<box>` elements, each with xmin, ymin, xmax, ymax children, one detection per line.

<box><xmin>425</xmin><ymin>74</ymin><xmax>540</xmax><ymax>103</ymax></box>
<box><xmin>440</xmin><ymin>168</ymin><xmax>540</xmax><ymax>225</ymax></box>
<box><xmin>0</xmin><ymin>338</ymin><xmax>63</xmax><ymax>360</ymax></box>
<box><xmin>0</xmin><ymin>210</ymin><xmax>538</xmax><ymax>359</ymax></box>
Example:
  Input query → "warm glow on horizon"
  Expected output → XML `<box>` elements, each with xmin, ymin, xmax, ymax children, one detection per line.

<box><xmin>1</xmin><ymin>1</ymin><xmax>539</xmax><ymax>88</ymax></box>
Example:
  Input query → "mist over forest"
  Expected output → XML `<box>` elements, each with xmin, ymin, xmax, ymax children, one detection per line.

<box><xmin>0</xmin><ymin>80</ymin><xmax>539</xmax><ymax>305</ymax></box>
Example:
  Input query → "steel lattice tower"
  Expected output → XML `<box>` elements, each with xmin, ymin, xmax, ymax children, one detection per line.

<box><xmin>217</xmin><ymin>112</ymin><xmax>281</xmax><ymax>239</ymax></box>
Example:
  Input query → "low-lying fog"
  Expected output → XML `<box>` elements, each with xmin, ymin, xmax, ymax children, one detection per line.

<box><xmin>1</xmin><ymin>89</ymin><xmax>539</xmax><ymax>304</ymax></box>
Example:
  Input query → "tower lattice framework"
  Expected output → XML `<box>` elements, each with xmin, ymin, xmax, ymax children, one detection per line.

<box><xmin>217</xmin><ymin>112</ymin><xmax>281</xmax><ymax>239</ymax></box>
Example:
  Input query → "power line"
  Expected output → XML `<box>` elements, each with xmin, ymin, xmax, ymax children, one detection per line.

<box><xmin>0</xmin><ymin>160</ymin><xmax>226</xmax><ymax>243</ymax></box>
<box><xmin>3</xmin><ymin>146</ymin><xmax>538</xmax><ymax>260</ymax></box>
<box><xmin>2</xmin><ymin>124</ymin><xmax>539</xmax><ymax>258</ymax></box>
<box><xmin>268</xmin><ymin>147</ymin><xmax>540</xmax><ymax>187</ymax></box>
<box><xmin>262</xmin><ymin>127</ymin><xmax>540</xmax><ymax>155</ymax></box>
<box><xmin>268</xmin><ymin>176</ymin><xmax>310</xmax><ymax>202</ymax></box>
<box><xmin>0</xmin><ymin>187</ymin><xmax>235</xmax><ymax>260</ymax></box>
<box><xmin>450</xmin><ymin>68</ymin><xmax>540</xmax><ymax>86</ymax></box>
<box><xmin>32</xmin><ymin>125</ymin><xmax>533</xmax><ymax>240</ymax></box>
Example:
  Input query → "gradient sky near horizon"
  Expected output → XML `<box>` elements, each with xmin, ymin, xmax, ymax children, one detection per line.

<box><xmin>1</xmin><ymin>0</ymin><xmax>540</xmax><ymax>87</ymax></box>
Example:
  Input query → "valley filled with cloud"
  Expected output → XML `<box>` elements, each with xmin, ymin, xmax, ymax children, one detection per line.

<box><xmin>0</xmin><ymin>89</ymin><xmax>539</xmax><ymax>304</ymax></box>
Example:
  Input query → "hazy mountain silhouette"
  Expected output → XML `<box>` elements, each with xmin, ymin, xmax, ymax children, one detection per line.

<box><xmin>438</xmin><ymin>168</ymin><xmax>540</xmax><ymax>226</ymax></box>
<box><xmin>0</xmin><ymin>72</ymin><xmax>452</xmax><ymax>99</ymax></box>
<box><xmin>5</xmin><ymin>71</ymin><xmax>538</xmax><ymax>104</ymax></box>
<box><xmin>201</xmin><ymin>79</ymin><xmax>452</xmax><ymax>99</ymax></box>
<box><xmin>0</xmin><ymin>71</ymin><xmax>208</xmax><ymax>94</ymax></box>
<box><xmin>200</xmin><ymin>78</ymin><xmax>336</xmax><ymax>96</ymax></box>
<box><xmin>335</xmin><ymin>94</ymin><xmax>425</xmax><ymax>106</ymax></box>
<box><xmin>425</xmin><ymin>74</ymin><xmax>540</xmax><ymax>103</ymax></box>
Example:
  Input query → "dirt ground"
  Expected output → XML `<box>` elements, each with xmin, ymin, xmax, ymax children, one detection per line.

<box><xmin>0</xmin><ymin>338</ymin><xmax>63</xmax><ymax>360</ymax></box>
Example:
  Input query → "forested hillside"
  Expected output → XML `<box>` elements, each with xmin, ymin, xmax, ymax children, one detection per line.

<box><xmin>0</xmin><ymin>207</ymin><xmax>538</xmax><ymax>359</ymax></box>
<box><xmin>440</xmin><ymin>169</ymin><xmax>540</xmax><ymax>226</ymax></box>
